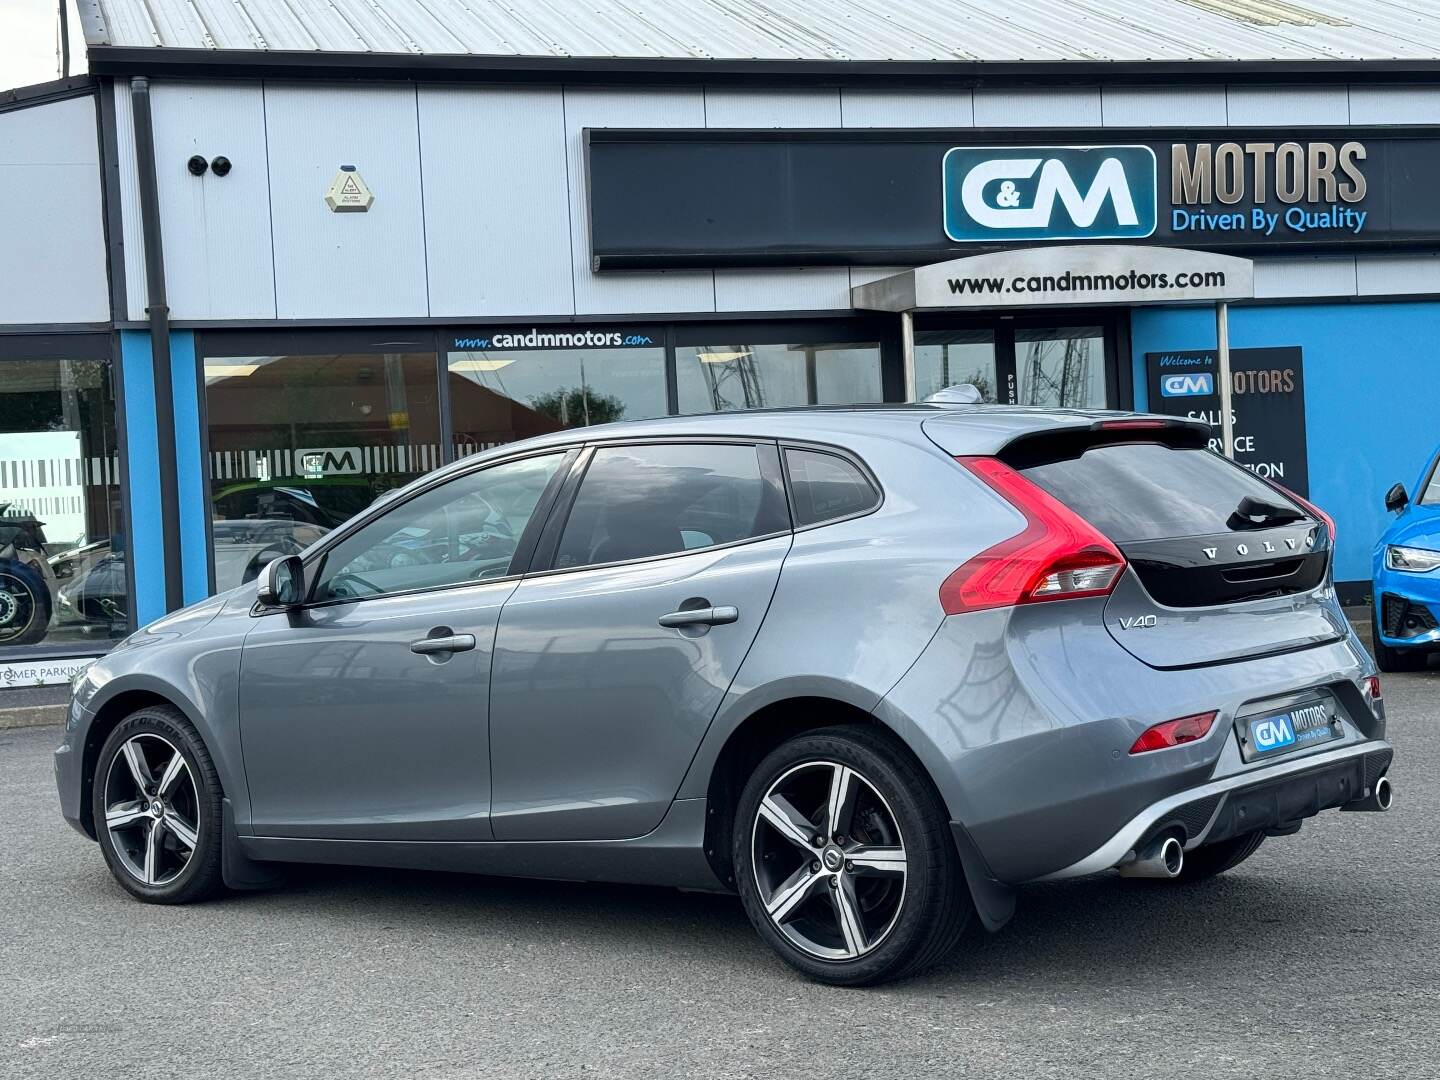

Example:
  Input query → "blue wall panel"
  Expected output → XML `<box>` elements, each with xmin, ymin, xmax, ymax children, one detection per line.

<box><xmin>169</xmin><ymin>330</ymin><xmax>210</xmax><ymax>604</ymax></box>
<box><xmin>1131</xmin><ymin>301</ymin><xmax>1440</xmax><ymax>586</ymax></box>
<box><xmin>118</xmin><ymin>331</ymin><xmax>165</xmax><ymax>628</ymax></box>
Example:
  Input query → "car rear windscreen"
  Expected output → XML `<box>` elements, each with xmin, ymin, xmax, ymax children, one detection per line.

<box><xmin>1017</xmin><ymin>442</ymin><xmax>1308</xmax><ymax>543</ymax></box>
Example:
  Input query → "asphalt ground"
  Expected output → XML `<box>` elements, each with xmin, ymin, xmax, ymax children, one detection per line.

<box><xmin>2</xmin><ymin>669</ymin><xmax>1436</xmax><ymax>1079</ymax></box>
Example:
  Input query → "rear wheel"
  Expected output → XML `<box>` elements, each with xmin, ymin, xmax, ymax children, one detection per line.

<box><xmin>92</xmin><ymin>705</ymin><xmax>225</xmax><ymax>904</ymax></box>
<box><xmin>1175</xmin><ymin>831</ymin><xmax>1265</xmax><ymax>882</ymax></box>
<box><xmin>734</xmin><ymin>726</ymin><xmax>971</xmax><ymax>986</ymax></box>
<box><xmin>0</xmin><ymin>560</ymin><xmax>50</xmax><ymax>647</ymax></box>
<box><xmin>1372</xmin><ymin>611</ymin><xmax>1428</xmax><ymax>672</ymax></box>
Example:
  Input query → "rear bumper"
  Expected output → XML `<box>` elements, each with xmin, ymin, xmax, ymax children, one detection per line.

<box><xmin>1032</xmin><ymin>739</ymin><xmax>1393</xmax><ymax>881</ymax></box>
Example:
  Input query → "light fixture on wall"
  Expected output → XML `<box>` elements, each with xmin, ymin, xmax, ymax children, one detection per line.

<box><xmin>203</xmin><ymin>363</ymin><xmax>260</xmax><ymax>380</ymax></box>
<box><xmin>695</xmin><ymin>348</ymin><xmax>749</xmax><ymax>364</ymax></box>
<box><xmin>451</xmin><ymin>358</ymin><xmax>517</xmax><ymax>373</ymax></box>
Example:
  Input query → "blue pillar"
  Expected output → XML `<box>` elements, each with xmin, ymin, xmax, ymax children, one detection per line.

<box><xmin>118</xmin><ymin>329</ymin><xmax>211</xmax><ymax>628</ymax></box>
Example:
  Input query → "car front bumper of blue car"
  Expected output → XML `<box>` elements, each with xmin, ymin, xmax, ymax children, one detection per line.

<box><xmin>1373</xmin><ymin>558</ymin><xmax>1440</xmax><ymax>650</ymax></box>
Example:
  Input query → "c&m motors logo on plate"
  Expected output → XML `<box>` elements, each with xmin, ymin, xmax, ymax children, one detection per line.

<box><xmin>1160</xmin><ymin>372</ymin><xmax>1215</xmax><ymax>398</ymax></box>
<box><xmin>942</xmin><ymin>146</ymin><xmax>1158</xmax><ymax>243</ymax></box>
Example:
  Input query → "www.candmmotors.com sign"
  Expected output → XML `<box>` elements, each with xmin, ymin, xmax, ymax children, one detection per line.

<box><xmin>585</xmin><ymin>127</ymin><xmax>1437</xmax><ymax>268</ymax></box>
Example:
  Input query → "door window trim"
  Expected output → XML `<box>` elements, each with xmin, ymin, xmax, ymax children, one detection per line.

<box><xmin>258</xmin><ymin>445</ymin><xmax>580</xmax><ymax>614</ymax></box>
<box><xmin>524</xmin><ymin>436</ymin><xmax>793</xmax><ymax>579</ymax></box>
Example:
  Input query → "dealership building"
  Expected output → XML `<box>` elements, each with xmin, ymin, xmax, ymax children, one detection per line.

<box><xmin>4</xmin><ymin>0</ymin><xmax>1440</xmax><ymax>686</ymax></box>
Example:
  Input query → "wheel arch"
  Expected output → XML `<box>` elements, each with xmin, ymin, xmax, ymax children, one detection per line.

<box><xmin>77</xmin><ymin>687</ymin><xmax>206</xmax><ymax>840</ymax></box>
<box><xmin>699</xmin><ymin>693</ymin><xmax>937</xmax><ymax>890</ymax></box>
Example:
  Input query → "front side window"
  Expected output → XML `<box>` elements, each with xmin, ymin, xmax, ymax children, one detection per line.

<box><xmin>0</xmin><ymin>354</ymin><xmax>127</xmax><ymax>649</ymax></box>
<box><xmin>554</xmin><ymin>443</ymin><xmax>787</xmax><ymax>571</ymax></box>
<box><xmin>311</xmin><ymin>452</ymin><xmax>565</xmax><ymax>602</ymax></box>
<box><xmin>677</xmin><ymin>341</ymin><xmax>882</xmax><ymax>414</ymax></box>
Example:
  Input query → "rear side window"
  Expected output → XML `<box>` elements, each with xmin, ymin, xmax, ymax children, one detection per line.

<box><xmin>785</xmin><ymin>448</ymin><xmax>879</xmax><ymax>527</ymax></box>
<box><xmin>554</xmin><ymin>443</ymin><xmax>787</xmax><ymax>570</ymax></box>
<box><xmin>1018</xmin><ymin>443</ymin><xmax>1307</xmax><ymax>542</ymax></box>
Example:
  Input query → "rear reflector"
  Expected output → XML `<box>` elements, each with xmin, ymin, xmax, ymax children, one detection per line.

<box><xmin>941</xmin><ymin>456</ymin><xmax>1126</xmax><ymax>614</ymax></box>
<box><xmin>1130</xmin><ymin>711</ymin><xmax>1218</xmax><ymax>754</ymax></box>
<box><xmin>1363</xmin><ymin>675</ymin><xmax>1382</xmax><ymax>714</ymax></box>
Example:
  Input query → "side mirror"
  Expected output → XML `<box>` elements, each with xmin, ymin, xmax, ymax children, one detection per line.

<box><xmin>1384</xmin><ymin>483</ymin><xmax>1409</xmax><ymax>514</ymax></box>
<box><xmin>256</xmin><ymin>554</ymin><xmax>304</xmax><ymax>608</ymax></box>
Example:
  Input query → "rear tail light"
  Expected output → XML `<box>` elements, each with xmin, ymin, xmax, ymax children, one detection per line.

<box><xmin>1268</xmin><ymin>481</ymin><xmax>1336</xmax><ymax>546</ymax></box>
<box><xmin>940</xmin><ymin>456</ymin><xmax>1126</xmax><ymax>614</ymax></box>
<box><xmin>1129</xmin><ymin>711</ymin><xmax>1218</xmax><ymax>754</ymax></box>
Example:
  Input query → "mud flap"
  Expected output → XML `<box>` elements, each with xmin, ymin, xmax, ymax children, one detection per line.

<box><xmin>221</xmin><ymin>798</ymin><xmax>286</xmax><ymax>891</ymax></box>
<box><xmin>950</xmin><ymin>821</ymin><xmax>1016</xmax><ymax>932</ymax></box>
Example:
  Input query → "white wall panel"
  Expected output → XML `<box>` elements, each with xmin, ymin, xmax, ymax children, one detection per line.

<box><xmin>1102</xmin><ymin>86</ymin><xmax>1227</xmax><ymax>127</ymax></box>
<box><xmin>420</xmin><ymin>87</ymin><xmax>573</xmax><ymax>318</ymax></box>
<box><xmin>973</xmin><ymin>89</ymin><xmax>1101</xmax><ymax>128</ymax></box>
<box><xmin>564</xmin><ymin>88</ymin><xmax>713</xmax><ymax>316</ymax></box>
<box><xmin>1356</xmin><ymin>255</ymin><xmax>1440</xmax><ymax>297</ymax></box>
<box><xmin>1226</xmin><ymin>86</ymin><xmax>1349</xmax><ymax>126</ymax></box>
<box><xmin>0</xmin><ymin>94</ymin><xmax>108</xmax><ymax>325</ymax></box>
<box><xmin>150</xmin><ymin>83</ymin><xmax>276</xmax><ymax>320</ymax></box>
<box><xmin>713</xmin><ymin>268</ymin><xmax>851</xmax><ymax>311</ymax></box>
<box><xmin>112</xmin><ymin>83</ymin><xmax>147</xmax><ymax>321</ymax></box>
<box><xmin>1348</xmin><ymin>86</ymin><xmax>1440</xmax><ymax>125</ymax></box>
<box><xmin>266</xmin><ymin>83</ymin><xmax>428</xmax><ymax>319</ymax></box>
<box><xmin>841</xmin><ymin>90</ymin><xmax>973</xmax><ymax>128</ymax></box>
<box><xmin>704</xmin><ymin>89</ymin><xmax>841</xmax><ymax>127</ymax></box>
<box><xmin>1252</xmin><ymin>256</ymin><xmax>1356</xmax><ymax>299</ymax></box>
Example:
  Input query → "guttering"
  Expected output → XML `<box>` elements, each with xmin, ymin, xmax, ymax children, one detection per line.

<box><xmin>129</xmin><ymin>76</ymin><xmax>183</xmax><ymax>614</ymax></box>
<box><xmin>85</xmin><ymin>49</ymin><xmax>1440</xmax><ymax>88</ymax></box>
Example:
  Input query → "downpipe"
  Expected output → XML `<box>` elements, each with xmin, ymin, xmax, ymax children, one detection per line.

<box><xmin>1341</xmin><ymin>775</ymin><xmax>1393</xmax><ymax>813</ymax></box>
<box><xmin>1116</xmin><ymin>834</ymin><xmax>1184</xmax><ymax>879</ymax></box>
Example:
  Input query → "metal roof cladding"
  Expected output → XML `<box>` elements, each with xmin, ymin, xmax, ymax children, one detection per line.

<box><xmin>76</xmin><ymin>0</ymin><xmax>1440</xmax><ymax>62</ymax></box>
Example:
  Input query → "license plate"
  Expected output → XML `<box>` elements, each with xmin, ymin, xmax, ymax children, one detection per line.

<box><xmin>1240</xmin><ymin>700</ymin><xmax>1341</xmax><ymax>760</ymax></box>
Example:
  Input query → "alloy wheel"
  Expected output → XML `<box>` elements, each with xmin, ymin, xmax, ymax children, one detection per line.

<box><xmin>102</xmin><ymin>733</ymin><xmax>200</xmax><ymax>886</ymax></box>
<box><xmin>750</xmin><ymin>760</ymin><xmax>908</xmax><ymax>961</ymax></box>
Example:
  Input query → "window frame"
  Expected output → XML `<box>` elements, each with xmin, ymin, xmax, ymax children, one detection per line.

<box><xmin>779</xmin><ymin>442</ymin><xmax>884</xmax><ymax>532</ymax></box>
<box><xmin>265</xmin><ymin>445</ymin><xmax>580</xmax><ymax>614</ymax></box>
<box><xmin>525</xmin><ymin>436</ymin><xmax>793</xmax><ymax>578</ymax></box>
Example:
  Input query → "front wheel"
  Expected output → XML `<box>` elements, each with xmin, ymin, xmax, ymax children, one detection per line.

<box><xmin>734</xmin><ymin>726</ymin><xmax>972</xmax><ymax>986</ymax></box>
<box><xmin>92</xmin><ymin>705</ymin><xmax>226</xmax><ymax>904</ymax></box>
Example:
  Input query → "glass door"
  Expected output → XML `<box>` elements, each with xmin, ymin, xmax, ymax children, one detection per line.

<box><xmin>912</xmin><ymin>314</ymin><xmax>1120</xmax><ymax>409</ymax></box>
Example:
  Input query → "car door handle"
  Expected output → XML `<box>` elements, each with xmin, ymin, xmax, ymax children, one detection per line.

<box><xmin>657</xmin><ymin>605</ymin><xmax>739</xmax><ymax>628</ymax></box>
<box><xmin>409</xmin><ymin>633</ymin><xmax>477</xmax><ymax>655</ymax></box>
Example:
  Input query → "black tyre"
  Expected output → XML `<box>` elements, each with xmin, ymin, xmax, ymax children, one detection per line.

<box><xmin>1372</xmin><ymin>610</ymin><xmax>1427</xmax><ymax>672</ymax></box>
<box><xmin>734</xmin><ymin>725</ymin><xmax>972</xmax><ymax>986</ymax></box>
<box><xmin>0</xmin><ymin>559</ymin><xmax>50</xmax><ymax>647</ymax></box>
<box><xmin>1175</xmin><ymin>831</ymin><xmax>1265</xmax><ymax>882</ymax></box>
<box><xmin>91</xmin><ymin>704</ymin><xmax>226</xmax><ymax>904</ymax></box>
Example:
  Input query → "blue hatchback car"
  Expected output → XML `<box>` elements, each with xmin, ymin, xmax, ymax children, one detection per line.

<box><xmin>1373</xmin><ymin>447</ymin><xmax>1440</xmax><ymax>671</ymax></box>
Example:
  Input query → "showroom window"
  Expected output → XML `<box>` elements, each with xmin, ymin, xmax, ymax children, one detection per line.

<box><xmin>914</xmin><ymin>330</ymin><xmax>999</xmax><ymax>403</ymax></box>
<box><xmin>676</xmin><ymin>340</ymin><xmax>883</xmax><ymax>414</ymax></box>
<box><xmin>202</xmin><ymin>339</ymin><xmax>443</xmax><ymax>594</ymax></box>
<box><xmin>446</xmin><ymin>326</ymin><xmax>667</xmax><ymax>455</ymax></box>
<box><xmin>0</xmin><ymin>342</ymin><xmax>127</xmax><ymax>651</ymax></box>
<box><xmin>1015</xmin><ymin>326</ymin><xmax>1108</xmax><ymax>409</ymax></box>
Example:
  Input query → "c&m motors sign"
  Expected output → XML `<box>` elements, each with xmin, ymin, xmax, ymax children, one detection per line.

<box><xmin>942</xmin><ymin>146</ymin><xmax>1158</xmax><ymax>243</ymax></box>
<box><xmin>586</xmin><ymin>127</ymin><xmax>1440</xmax><ymax>269</ymax></box>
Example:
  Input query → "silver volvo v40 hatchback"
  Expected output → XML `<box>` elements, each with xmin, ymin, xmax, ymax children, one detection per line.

<box><xmin>56</xmin><ymin>406</ymin><xmax>1393</xmax><ymax>985</ymax></box>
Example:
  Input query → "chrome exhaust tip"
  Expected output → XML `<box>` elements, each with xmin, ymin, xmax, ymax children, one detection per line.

<box><xmin>1117</xmin><ymin>835</ymin><xmax>1184</xmax><ymax>879</ymax></box>
<box><xmin>1342</xmin><ymin>774</ymin><xmax>1393</xmax><ymax>813</ymax></box>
